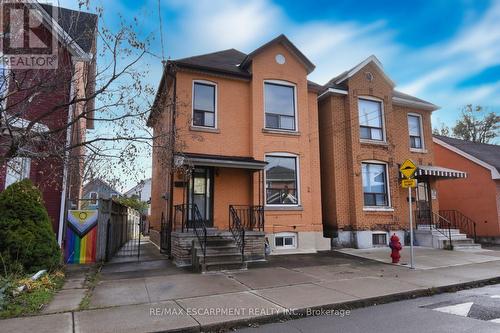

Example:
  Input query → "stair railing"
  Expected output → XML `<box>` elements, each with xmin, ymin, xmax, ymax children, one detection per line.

<box><xmin>229</xmin><ymin>205</ymin><xmax>245</xmax><ymax>261</ymax></box>
<box><xmin>229</xmin><ymin>205</ymin><xmax>265</xmax><ymax>231</ymax></box>
<box><xmin>174</xmin><ymin>203</ymin><xmax>207</xmax><ymax>260</ymax></box>
<box><xmin>415</xmin><ymin>210</ymin><xmax>453</xmax><ymax>250</ymax></box>
<box><xmin>439</xmin><ymin>210</ymin><xmax>477</xmax><ymax>242</ymax></box>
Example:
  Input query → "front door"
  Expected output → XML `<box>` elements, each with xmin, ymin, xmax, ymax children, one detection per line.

<box><xmin>188</xmin><ymin>167</ymin><xmax>214</xmax><ymax>227</ymax></box>
<box><xmin>415</xmin><ymin>179</ymin><xmax>432</xmax><ymax>224</ymax></box>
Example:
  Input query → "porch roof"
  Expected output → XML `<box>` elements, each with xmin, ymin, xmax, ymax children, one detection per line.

<box><xmin>416</xmin><ymin>165</ymin><xmax>467</xmax><ymax>179</ymax></box>
<box><xmin>175</xmin><ymin>153</ymin><xmax>267</xmax><ymax>170</ymax></box>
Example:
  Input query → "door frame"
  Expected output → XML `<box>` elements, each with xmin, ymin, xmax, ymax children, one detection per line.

<box><xmin>186</xmin><ymin>166</ymin><xmax>214</xmax><ymax>227</ymax></box>
<box><xmin>415</xmin><ymin>177</ymin><xmax>433</xmax><ymax>223</ymax></box>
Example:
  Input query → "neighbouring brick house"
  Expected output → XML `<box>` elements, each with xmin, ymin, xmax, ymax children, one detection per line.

<box><xmin>434</xmin><ymin>136</ymin><xmax>500</xmax><ymax>241</ymax></box>
<box><xmin>148</xmin><ymin>35</ymin><xmax>329</xmax><ymax>270</ymax></box>
<box><xmin>0</xmin><ymin>4</ymin><xmax>97</xmax><ymax>245</ymax></box>
<box><xmin>318</xmin><ymin>56</ymin><xmax>468</xmax><ymax>248</ymax></box>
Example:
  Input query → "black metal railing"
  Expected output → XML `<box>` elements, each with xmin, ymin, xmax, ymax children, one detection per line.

<box><xmin>229</xmin><ymin>205</ymin><xmax>245</xmax><ymax>260</ymax></box>
<box><xmin>229</xmin><ymin>205</ymin><xmax>265</xmax><ymax>231</ymax></box>
<box><xmin>174</xmin><ymin>204</ymin><xmax>207</xmax><ymax>260</ymax></box>
<box><xmin>439</xmin><ymin>210</ymin><xmax>477</xmax><ymax>242</ymax></box>
<box><xmin>415</xmin><ymin>209</ymin><xmax>453</xmax><ymax>249</ymax></box>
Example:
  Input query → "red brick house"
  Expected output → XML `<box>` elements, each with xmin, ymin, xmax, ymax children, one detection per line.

<box><xmin>434</xmin><ymin>135</ymin><xmax>500</xmax><ymax>241</ymax></box>
<box><xmin>0</xmin><ymin>4</ymin><xmax>97</xmax><ymax>245</ymax></box>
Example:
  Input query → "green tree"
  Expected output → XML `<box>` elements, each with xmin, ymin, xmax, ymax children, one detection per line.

<box><xmin>452</xmin><ymin>105</ymin><xmax>499</xmax><ymax>143</ymax></box>
<box><xmin>115</xmin><ymin>196</ymin><xmax>148</xmax><ymax>213</ymax></box>
<box><xmin>0</xmin><ymin>180</ymin><xmax>61</xmax><ymax>274</ymax></box>
<box><xmin>432</xmin><ymin>122</ymin><xmax>451</xmax><ymax>136</ymax></box>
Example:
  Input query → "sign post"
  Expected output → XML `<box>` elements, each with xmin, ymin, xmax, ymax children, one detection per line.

<box><xmin>400</xmin><ymin>159</ymin><xmax>417</xmax><ymax>269</ymax></box>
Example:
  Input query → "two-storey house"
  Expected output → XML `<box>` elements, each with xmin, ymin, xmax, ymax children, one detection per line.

<box><xmin>318</xmin><ymin>56</ymin><xmax>468</xmax><ymax>249</ymax></box>
<box><xmin>0</xmin><ymin>4</ymin><xmax>97</xmax><ymax>245</ymax></box>
<box><xmin>148</xmin><ymin>35</ymin><xmax>329</xmax><ymax>270</ymax></box>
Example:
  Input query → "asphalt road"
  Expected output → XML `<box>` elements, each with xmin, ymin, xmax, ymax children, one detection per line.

<box><xmin>236</xmin><ymin>284</ymin><xmax>500</xmax><ymax>333</ymax></box>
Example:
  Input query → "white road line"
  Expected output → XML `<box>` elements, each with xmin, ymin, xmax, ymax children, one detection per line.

<box><xmin>434</xmin><ymin>302</ymin><xmax>474</xmax><ymax>317</ymax></box>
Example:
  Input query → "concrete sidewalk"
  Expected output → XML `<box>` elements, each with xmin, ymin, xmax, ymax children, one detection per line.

<box><xmin>3</xmin><ymin>249</ymin><xmax>500</xmax><ymax>333</ymax></box>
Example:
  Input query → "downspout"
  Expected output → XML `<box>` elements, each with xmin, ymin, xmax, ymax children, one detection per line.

<box><xmin>57</xmin><ymin>59</ymin><xmax>77</xmax><ymax>246</ymax></box>
<box><xmin>166</xmin><ymin>67</ymin><xmax>177</xmax><ymax>256</ymax></box>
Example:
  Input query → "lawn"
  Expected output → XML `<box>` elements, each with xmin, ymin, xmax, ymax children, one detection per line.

<box><xmin>0</xmin><ymin>271</ymin><xmax>65</xmax><ymax>319</ymax></box>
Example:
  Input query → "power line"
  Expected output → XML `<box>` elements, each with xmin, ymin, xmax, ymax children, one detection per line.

<box><xmin>158</xmin><ymin>0</ymin><xmax>166</xmax><ymax>63</ymax></box>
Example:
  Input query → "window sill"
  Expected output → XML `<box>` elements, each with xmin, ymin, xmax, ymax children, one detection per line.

<box><xmin>262</xmin><ymin>128</ymin><xmax>300</xmax><ymax>136</ymax></box>
<box><xmin>190</xmin><ymin>126</ymin><xmax>220</xmax><ymax>134</ymax></box>
<box><xmin>265</xmin><ymin>205</ymin><xmax>303</xmax><ymax>211</ymax></box>
<box><xmin>363</xmin><ymin>207</ymin><xmax>394</xmax><ymax>212</ymax></box>
<box><xmin>360</xmin><ymin>139</ymin><xmax>388</xmax><ymax>146</ymax></box>
<box><xmin>410</xmin><ymin>148</ymin><xmax>427</xmax><ymax>153</ymax></box>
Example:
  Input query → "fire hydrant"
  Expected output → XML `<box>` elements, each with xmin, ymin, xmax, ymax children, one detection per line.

<box><xmin>389</xmin><ymin>233</ymin><xmax>402</xmax><ymax>264</ymax></box>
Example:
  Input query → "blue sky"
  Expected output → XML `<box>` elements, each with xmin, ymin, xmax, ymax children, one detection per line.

<box><xmin>58</xmin><ymin>0</ymin><xmax>500</xmax><ymax>188</ymax></box>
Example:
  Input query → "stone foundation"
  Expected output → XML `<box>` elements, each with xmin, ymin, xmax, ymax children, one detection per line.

<box><xmin>171</xmin><ymin>231</ymin><xmax>266</xmax><ymax>267</ymax></box>
<box><xmin>331</xmin><ymin>230</ymin><xmax>406</xmax><ymax>249</ymax></box>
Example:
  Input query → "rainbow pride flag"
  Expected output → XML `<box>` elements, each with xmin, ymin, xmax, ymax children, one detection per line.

<box><xmin>65</xmin><ymin>210</ymin><xmax>98</xmax><ymax>264</ymax></box>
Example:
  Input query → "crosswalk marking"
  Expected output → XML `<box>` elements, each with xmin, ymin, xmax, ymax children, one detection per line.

<box><xmin>434</xmin><ymin>302</ymin><xmax>474</xmax><ymax>317</ymax></box>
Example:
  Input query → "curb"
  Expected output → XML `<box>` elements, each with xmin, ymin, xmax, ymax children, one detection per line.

<box><xmin>197</xmin><ymin>275</ymin><xmax>500</xmax><ymax>332</ymax></box>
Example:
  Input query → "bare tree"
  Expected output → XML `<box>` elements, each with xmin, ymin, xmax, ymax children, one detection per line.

<box><xmin>451</xmin><ymin>105</ymin><xmax>499</xmax><ymax>143</ymax></box>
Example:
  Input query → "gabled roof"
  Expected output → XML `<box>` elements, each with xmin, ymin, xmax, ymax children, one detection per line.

<box><xmin>40</xmin><ymin>4</ymin><xmax>98</xmax><ymax>55</ymax></box>
<box><xmin>239</xmin><ymin>34</ymin><xmax>315</xmax><ymax>74</ymax></box>
<box><xmin>173</xmin><ymin>49</ymin><xmax>250</xmax><ymax>78</ymax></box>
<box><xmin>433</xmin><ymin>135</ymin><xmax>500</xmax><ymax>179</ymax></box>
<box><xmin>83</xmin><ymin>178</ymin><xmax>122</xmax><ymax>195</ymax></box>
<box><xmin>332</xmin><ymin>55</ymin><xmax>395</xmax><ymax>87</ymax></box>
<box><xmin>320</xmin><ymin>55</ymin><xmax>438</xmax><ymax>111</ymax></box>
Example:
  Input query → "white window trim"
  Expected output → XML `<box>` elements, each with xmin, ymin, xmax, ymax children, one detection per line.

<box><xmin>358</xmin><ymin>96</ymin><xmax>387</xmax><ymax>144</ymax></box>
<box><xmin>372</xmin><ymin>231</ymin><xmax>388</xmax><ymax>246</ymax></box>
<box><xmin>408</xmin><ymin>112</ymin><xmax>426</xmax><ymax>152</ymax></box>
<box><xmin>361</xmin><ymin>160</ymin><xmax>392</xmax><ymax>210</ymax></box>
<box><xmin>264</xmin><ymin>152</ymin><xmax>301</xmax><ymax>208</ymax></box>
<box><xmin>5</xmin><ymin>157</ymin><xmax>31</xmax><ymax>188</ymax></box>
<box><xmin>274</xmin><ymin>232</ymin><xmax>297</xmax><ymax>249</ymax></box>
<box><xmin>191</xmin><ymin>80</ymin><xmax>218</xmax><ymax>129</ymax></box>
<box><xmin>263</xmin><ymin>80</ymin><xmax>299</xmax><ymax>133</ymax></box>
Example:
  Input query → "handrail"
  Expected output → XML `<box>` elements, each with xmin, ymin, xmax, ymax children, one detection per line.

<box><xmin>229</xmin><ymin>205</ymin><xmax>245</xmax><ymax>260</ymax></box>
<box><xmin>174</xmin><ymin>203</ymin><xmax>207</xmax><ymax>260</ymax></box>
<box><xmin>415</xmin><ymin>209</ymin><xmax>453</xmax><ymax>250</ymax></box>
<box><xmin>439</xmin><ymin>210</ymin><xmax>477</xmax><ymax>242</ymax></box>
<box><xmin>229</xmin><ymin>205</ymin><xmax>265</xmax><ymax>231</ymax></box>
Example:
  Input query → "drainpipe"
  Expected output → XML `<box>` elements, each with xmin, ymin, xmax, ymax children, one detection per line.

<box><xmin>57</xmin><ymin>60</ymin><xmax>77</xmax><ymax>246</ymax></box>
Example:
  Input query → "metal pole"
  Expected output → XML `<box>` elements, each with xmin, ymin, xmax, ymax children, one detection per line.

<box><xmin>408</xmin><ymin>186</ymin><xmax>415</xmax><ymax>269</ymax></box>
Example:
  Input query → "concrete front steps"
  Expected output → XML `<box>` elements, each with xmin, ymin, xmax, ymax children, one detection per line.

<box><xmin>192</xmin><ymin>233</ymin><xmax>247</xmax><ymax>272</ymax></box>
<box><xmin>415</xmin><ymin>225</ymin><xmax>481</xmax><ymax>250</ymax></box>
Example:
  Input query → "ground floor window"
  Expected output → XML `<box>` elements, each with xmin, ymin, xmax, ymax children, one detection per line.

<box><xmin>361</xmin><ymin>162</ymin><xmax>389</xmax><ymax>207</ymax></box>
<box><xmin>5</xmin><ymin>157</ymin><xmax>31</xmax><ymax>188</ymax></box>
<box><xmin>372</xmin><ymin>233</ymin><xmax>387</xmax><ymax>246</ymax></box>
<box><xmin>274</xmin><ymin>232</ymin><xmax>297</xmax><ymax>249</ymax></box>
<box><xmin>265</xmin><ymin>154</ymin><xmax>299</xmax><ymax>205</ymax></box>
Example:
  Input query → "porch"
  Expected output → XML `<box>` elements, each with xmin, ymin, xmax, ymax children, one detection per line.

<box><xmin>167</xmin><ymin>153</ymin><xmax>268</xmax><ymax>271</ymax></box>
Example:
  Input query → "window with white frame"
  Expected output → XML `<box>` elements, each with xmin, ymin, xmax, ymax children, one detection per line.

<box><xmin>372</xmin><ymin>233</ymin><xmax>387</xmax><ymax>246</ymax></box>
<box><xmin>5</xmin><ymin>157</ymin><xmax>31</xmax><ymax>188</ymax></box>
<box><xmin>89</xmin><ymin>192</ymin><xmax>98</xmax><ymax>205</ymax></box>
<box><xmin>408</xmin><ymin>114</ymin><xmax>424</xmax><ymax>149</ymax></box>
<box><xmin>192</xmin><ymin>81</ymin><xmax>216</xmax><ymax>128</ymax></box>
<box><xmin>358</xmin><ymin>98</ymin><xmax>384</xmax><ymax>141</ymax></box>
<box><xmin>362</xmin><ymin>162</ymin><xmax>389</xmax><ymax>207</ymax></box>
<box><xmin>274</xmin><ymin>232</ymin><xmax>297</xmax><ymax>249</ymax></box>
<box><xmin>264</xmin><ymin>82</ymin><xmax>296</xmax><ymax>131</ymax></box>
<box><xmin>265</xmin><ymin>154</ymin><xmax>299</xmax><ymax>205</ymax></box>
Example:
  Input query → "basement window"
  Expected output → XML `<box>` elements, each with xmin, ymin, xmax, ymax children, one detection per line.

<box><xmin>274</xmin><ymin>232</ymin><xmax>297</xmax><ymax>249</ymax></box>
<box><xmin>372</xmin><ymin>233</ymin><xmax>387</xmax><ymax>246</ymax></box>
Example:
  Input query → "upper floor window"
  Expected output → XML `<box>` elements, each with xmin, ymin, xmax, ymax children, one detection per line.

<box><xmin>265</xmin><ymin>154</ymin><xmax>299</xmax><ymax>205</ymax></box>
<box><xmin>264</xmin><ymin>82</ymin><xmax>296</xmax><ymax>131</ymax></box>
<box><xmin>193</xmin><ymin>81</ymin><xmax>216</xmax><ymax>128</ymax></box>
<box><xmin>89</xmin><ymin>192</ymin><xmax>98</xmax><ymax>205</ymax></box>
<box><xmin>362</xmin><ymin>162</ymin><xmax>389</xmax><ymax>207</ymax></box>
<box><xmin>408</xmin><ymin>114</ymin><xmax>423</xmax><ymax>149</ymax></box>
<box><xmin>359</xmin><ymin>98</ymin><xmax>384</xmax><ymax>141</ymax></box>
<box><xmin>5</xmin><ymin>157</ymin><xmax>31</xmax><ymax>188</ymax></box>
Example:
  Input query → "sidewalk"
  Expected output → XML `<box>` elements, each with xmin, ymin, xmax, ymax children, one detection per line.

<box><xmin>3</xmin><ymin>248</ymin><xmax>500</xmax><ymax>333</ymax></box>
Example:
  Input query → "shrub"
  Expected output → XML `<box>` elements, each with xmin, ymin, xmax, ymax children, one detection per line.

<box><xmin>0</xmin><ymin>180</ymin><xmax>61</xmax><ymax>274</ymax></box>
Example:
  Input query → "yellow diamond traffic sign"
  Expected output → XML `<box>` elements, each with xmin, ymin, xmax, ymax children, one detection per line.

<box><xmin>401</xmin><ymin>178</ymin><xmax>417</xmax><ymax>188</ymax></box>
<box><xmin>400</xmin><ymin>159</ymin><xmax>417</xmax><ymax>179</ymax></box>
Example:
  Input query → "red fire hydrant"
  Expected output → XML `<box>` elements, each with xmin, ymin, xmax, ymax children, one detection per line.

<box><xmin>389</xmin><ymin>233</ymin><xmax>402</xmax><ymax>264</ymax></box>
